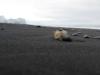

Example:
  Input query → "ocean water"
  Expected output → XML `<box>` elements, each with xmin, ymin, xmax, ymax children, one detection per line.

<box><xmin>27</xmin><ymin>20</ymin><xmax>100</xmax><ymax>30</ymax></box>
<box><xmin>39</xmin><ymin>24</ymin><xmax>100</xmax><ymax>30</ymax></box>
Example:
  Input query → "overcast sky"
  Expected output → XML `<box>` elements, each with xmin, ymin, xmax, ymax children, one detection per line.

<box><xmin>0</xmin><ymin>0</ymin><xmax>100</xmax><ymax>28</ymax></box>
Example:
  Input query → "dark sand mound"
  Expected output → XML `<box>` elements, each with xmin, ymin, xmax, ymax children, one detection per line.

<box><xmin>0</xmin><ymin>23</ymin><xmax>100</xmax><ymax>75</ymax></box>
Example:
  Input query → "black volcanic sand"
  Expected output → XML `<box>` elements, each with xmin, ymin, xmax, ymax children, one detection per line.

<box><xmin>0</xmin><ymin>23</ymin><xmax>100</xmax><ymax>75</ymax></box>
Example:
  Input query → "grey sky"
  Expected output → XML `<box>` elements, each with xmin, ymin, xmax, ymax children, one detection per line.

<box><xmin>0</xmin><ymin>0</ymin><xmax>100</xmax><ymax>28</ymax></box>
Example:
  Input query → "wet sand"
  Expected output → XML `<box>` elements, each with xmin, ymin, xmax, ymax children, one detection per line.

<box><xmin>0</xmin><ymin>23</ymin><xmax>100</xmax><ymax>75</ymax></box>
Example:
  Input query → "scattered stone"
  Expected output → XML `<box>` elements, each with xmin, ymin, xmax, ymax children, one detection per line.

<box><xmin>72</xmin><ymin>33</ymin><xmax>79</xmax><ymax>36</ymax></box>
<box><xmin>92</xmin><ymin>36</ymin><xmax>100</xmax><ymax>39</ymax></box>
<box><xmin>36</xmin><ymin>25</ymin><xmax>41</xmax><ymax>28</ymax></box>
<box><xmin>72</xmin><ymin>32</ymin><xmax>82</xmax><ymax>36</ymax></box>
<box><xmin>77</xmin><ymin>32</ymin><xmax>82</xmax><ymax>34</ymax></box>
<box><xmin>83</xmin><ymin>34</ymin><xmax>90</xmax><ymax>38</ymax></box>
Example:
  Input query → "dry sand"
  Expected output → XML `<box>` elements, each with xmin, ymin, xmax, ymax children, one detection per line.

<box><xmin>0</xmin><ymin>23</ymin><xmax>100</xmax><ymax>75</ymax></box>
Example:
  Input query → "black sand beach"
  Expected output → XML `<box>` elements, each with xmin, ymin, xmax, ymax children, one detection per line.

<box><xmin>0</xmin><ymin>23</ymin><xmax>100</xmax><ymax>75</ymax></box>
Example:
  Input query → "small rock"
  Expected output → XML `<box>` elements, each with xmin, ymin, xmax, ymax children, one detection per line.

<box><xmin>92</xmin><ymin>36</ymin><xmax>100</xmax><ymax>39</ymax></box>
<box><xmin>83</xmin><ymin>34</ymin><xmax>90</xmax><ymax>38</ymax></box>
<box><xmin>72</xmin><ymin>33</ymin><xmax>79</xmax><ymax>36</ymax></box>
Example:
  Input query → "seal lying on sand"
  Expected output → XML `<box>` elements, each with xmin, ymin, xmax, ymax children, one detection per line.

<box><xmin>53</xmin><ymin>29</ymin><xmax>72</xmax><ymax>41</ymax></box>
